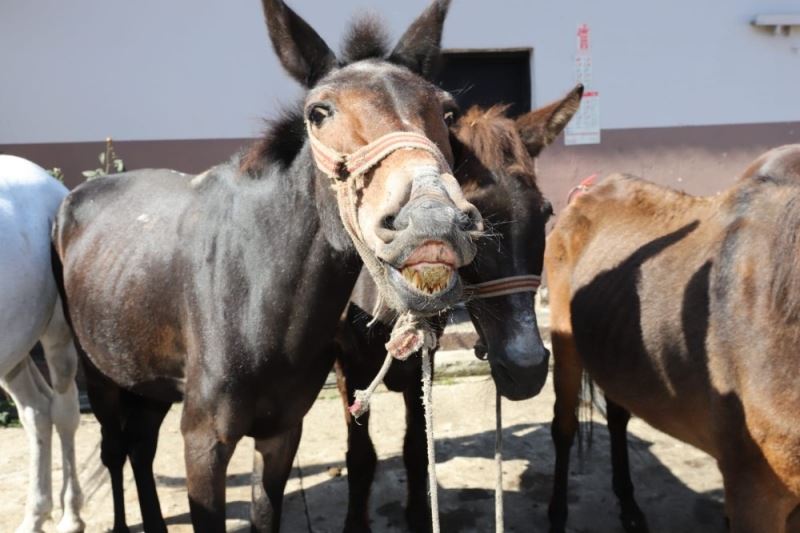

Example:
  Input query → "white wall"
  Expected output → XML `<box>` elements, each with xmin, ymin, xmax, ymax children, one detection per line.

<box><xmin>2</xmin><ymin>0</ymin><xmax>799</xmax><ymax>144</ymax></box>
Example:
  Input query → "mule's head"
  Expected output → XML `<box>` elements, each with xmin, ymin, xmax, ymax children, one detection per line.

<box><xmin>453</xmin><ymin>85</ymin><xmax>583</xmax><ymax>400</ymax></box>
<box><xmin>738</xmin><ymin>144</ymin><xmax>800</xmax><ymax>184</ymax></box>
<box><xmin>262</xmin><ymin>0</ymin><xmax>480</xmax><ymax>314</ymax></box>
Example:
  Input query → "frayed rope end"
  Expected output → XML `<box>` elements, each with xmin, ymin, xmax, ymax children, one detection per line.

<box><xmin>349</xmin><ymin>392</ymin><xmax>370</xmax><ymax>419</ymax></box>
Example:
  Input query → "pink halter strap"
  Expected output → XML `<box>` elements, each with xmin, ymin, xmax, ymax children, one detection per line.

<box><xmin>306</xmin><ymin>125</ymin><xmax>449</xmax><ymax>182</ymax></box>
<box><xmin>466</xmin><ymin>275</ymin><xmax>542</xmax><ymax>299</ymax></box>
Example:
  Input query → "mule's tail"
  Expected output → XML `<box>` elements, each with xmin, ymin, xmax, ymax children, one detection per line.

<box><xmin>576</xmin><ymin>372</ymin><xmax>607</xmax><ymax>460</ymax></box>
<box><xmin>50</xmin><ymin>215</ymin><xmax>85</xmax><ymax>371</ymax></box>
<box><xmin>50</xmin><ymin>216</ymin><xmax>71</xmax><ymax>329</ymax></box>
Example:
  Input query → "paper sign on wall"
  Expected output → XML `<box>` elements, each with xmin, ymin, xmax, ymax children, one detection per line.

<box><xmin>565</xmin><ymin>23</ymin><xmax>601</xmax><ymax>145</ymax></box>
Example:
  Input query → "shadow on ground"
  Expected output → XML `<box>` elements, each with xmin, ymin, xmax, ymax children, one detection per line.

<box><xmin>136</xmin><ymin>421</ymin><xmax>724</xmax><ymax>532</ymax></box>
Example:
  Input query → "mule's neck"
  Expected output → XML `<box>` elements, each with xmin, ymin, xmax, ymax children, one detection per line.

<box><xmin>242</xmin><ymin>145</ymin><xmax>361</xmax><ymax>361</ymax></box>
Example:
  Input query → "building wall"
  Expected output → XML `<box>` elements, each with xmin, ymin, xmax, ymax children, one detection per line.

<box><xmin>2</xmin><ymin>0</ymin><xmax>799</xmax><ymax>198</ymax></box>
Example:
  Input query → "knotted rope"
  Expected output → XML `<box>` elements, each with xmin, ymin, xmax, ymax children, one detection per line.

<box><xmin>495</xmin><ymin>390</ymin><xmax>504</xmax><ymax>533</ymax></box>
<box><xmin>347</xmin><ymin>313</ymin><xmax>441</xmax><ymax>532</ymax></box>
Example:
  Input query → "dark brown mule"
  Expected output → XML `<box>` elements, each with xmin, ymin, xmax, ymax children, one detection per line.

<box><xmin>545</xmin><ymin>144</ymin><xmax>800</xmax><ymax>533</ymax></box>
<box><xmin>331</xmin><ymin>87</ymin><xmax>583</xmax><ymax>532</ymax></box>
<box><xmin>52</xmin><ymin>2</ymin><xmax>484</xmax><ymax>532</ymax></box>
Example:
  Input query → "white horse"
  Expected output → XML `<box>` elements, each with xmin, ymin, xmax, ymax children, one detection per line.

<box><xmin>0</xmin><ymin>155</ymin><xmax>84</xmax><ymax>533</ymax></box>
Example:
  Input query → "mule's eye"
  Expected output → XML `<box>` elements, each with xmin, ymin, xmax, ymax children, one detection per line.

<box><xmin>307</xmin><ymin>104</ymin><xmax>331</xmax><ymax>127</ymax></box>
<box><xmin>443</xmin><ymin>110</ymin><xmax>456</xmax><ymax>126</ymax></box>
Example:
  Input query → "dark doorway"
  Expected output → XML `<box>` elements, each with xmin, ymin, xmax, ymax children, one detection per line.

<box><xmin>436</xmin><ymin>48</ymin><xmax>532</xmax><ymax>117</ymax></box>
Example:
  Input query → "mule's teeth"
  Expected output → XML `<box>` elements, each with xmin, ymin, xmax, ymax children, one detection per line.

<box><xmin>399</xmin><ymin>264</ymin><xmax>454</xmax><ymax>293</ymax></box>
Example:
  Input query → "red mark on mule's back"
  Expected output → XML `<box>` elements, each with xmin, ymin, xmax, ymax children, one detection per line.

<box><xmin>567</xmin><ymin>174</ymin><xmax>598</xmax><ymax>205</ymax></box>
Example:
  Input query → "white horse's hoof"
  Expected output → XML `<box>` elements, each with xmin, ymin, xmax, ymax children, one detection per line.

<box><xmin>56</xmin><ymin>515</ymin><xmax>85</xmax><ymax>533</ymax></box>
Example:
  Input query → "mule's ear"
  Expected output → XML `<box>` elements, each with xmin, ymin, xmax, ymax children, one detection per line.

<box><xmin>516</xmin><ymin>84</ymin><xmax>584</xmax><ymax>157</ymax></box>
<box><xmin>389</xmin><ymin>0</ymin><xmax>451</xmax><ymax>79</ymax></box>
<box><xmin>262</xmin><ymin>0</ymin><xmax>337</xmax><ymax>87</ymax></box>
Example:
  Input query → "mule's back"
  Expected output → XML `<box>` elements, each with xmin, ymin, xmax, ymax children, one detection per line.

<box><xmin>0</xmin><ymin>155</ymin><xmax>68</xmax><ymax>368</ymax></box>
<box><xmin>54</xmin><ymin>168</ymin><xmax>201</xmax><ymax>392</ymax></box>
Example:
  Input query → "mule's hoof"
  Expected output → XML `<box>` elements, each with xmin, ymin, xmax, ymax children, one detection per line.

<box><xmin>56</xmin><ymin>514</ymin><xmax>85</xmax><ymax>533</ymax></box>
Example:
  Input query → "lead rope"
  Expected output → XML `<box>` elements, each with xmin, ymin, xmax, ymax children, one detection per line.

<box><xmin>421</xmin><ymin>345</ymin><xmax>440</xmax><ymax>533</ymax></box>
<box><xmin>495</xmin><ymin>390</ymin><xmax>504</xmax><ymax>533</ymax></box>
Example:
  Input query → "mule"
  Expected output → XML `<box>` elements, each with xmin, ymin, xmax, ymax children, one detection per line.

<box><xmin>331</xmin><ymin>88</ymin><xmax>583</xmax><ymax>532</ymax></box>
<box><xmin>52</xmin><ymin>1</ymin><xmax>483</xmax><ymax>532</ymax></box>
<box><xmin>545</xmin><ymin>144</ymin><xmax>800</xmax><ymax>533</ymax></box>
<box><xmin>0</xmin><ymin>155</ymin><xmax>83</xmax><ymax>533</ymax></box>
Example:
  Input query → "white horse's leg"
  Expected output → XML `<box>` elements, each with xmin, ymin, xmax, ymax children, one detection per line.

<box><xmin>1</xmin><ymin>358</ymin><xmax>54</xmax><ymax>533</ymax></box>
<box><xmin>40</xmin><ymin>298</ymin><xmax>84</xmax><ymax>533</ymax></box>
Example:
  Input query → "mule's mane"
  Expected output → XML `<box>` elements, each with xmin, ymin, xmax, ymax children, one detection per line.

<box><xmin>341</xmin><ymin>15</ymin><xmax>391</xmax><ymax>64</ymax></box>
<box><xmin>454</xmin><ymin>105</ymin><xmax>537</xmax><ymax>185</ymax></box>
<box><xmin>240</xmin><ymin>16</ymin><xmax>392</xmax><ymax>178</ymax></box>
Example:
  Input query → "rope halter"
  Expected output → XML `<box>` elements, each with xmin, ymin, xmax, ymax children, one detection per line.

<box><xmin>466</xmin><ymin>274</ymin><xmax>541</xmax><ymax>300</ymax></box>
<box><xmin>305</xmin><ymin>122</ymin><xmax>454</xmax><ymax>313</ymax></box>
<box><xmin>306</xmin><ymin>127</ymin><xmax>450</xmax><ymax>184</ymax></box>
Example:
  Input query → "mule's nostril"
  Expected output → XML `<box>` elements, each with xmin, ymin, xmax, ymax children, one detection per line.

<box><xmin>459</xmin><ymin>205</ymin><xmax>484</xmax><ymax>232</ymax></box>
<box><xmin>375</xmin><ymin>213</ymin><xmax>401</xmax><ymax>243</ymax></box>
<box><xmin>381</xmin><ymin>215</ymin><xmax>397</xmax><ymax>231</ymax></box>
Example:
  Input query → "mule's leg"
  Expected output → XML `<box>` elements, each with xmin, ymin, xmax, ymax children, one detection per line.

<box><xmin>40</xmin><ymin>299</ymin><xmax>84</xmax><ymax>533</ymax></box>
<box><xmin>344</xmin><ymin>408</ymin><xmax>377</xmax><ymax>533</ymax></box>
<box><xmin>402</xmin><ymin>369</ymin><xmax>432</xmax><ymax>533</ymax></box>
<box><xmin>182</xmin><ymin>411</ymin><xmax>240</xmax><ymax>533</ymax></box>
<box><xmin>251</xmin><ymin>424</ymin><xmax>303</xmax><ymax>533</ymax></box>
<box><xmin>123</xmin><ymin>395</ymin><xmax>170</xmax><ymax>533</ymax></box>
<box><xmin>722</xmin><ymin>462</ymin><xmax>796</xmax><ymax>533</ymax></box>
<box><xmin>2</xmin><ymin>358</ymin><xmax>54</xmax><ymax>533</ymax></box>
<box><xmin>606</xmin><ymin>396</ymin><xmax>648</xmax><ymax>533</ymax></box>
<box><xmin>547</xmin><ymin>331</ymin><xmax>583</xmax><ymax>533</ymax></box>
<box><xmin>82</xmin><ymin>358</ymin><xmax>130</xmax><ymax>533</ymax></box>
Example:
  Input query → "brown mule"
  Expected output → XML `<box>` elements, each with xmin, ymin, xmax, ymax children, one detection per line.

<box><xmin>545</xmin><ymin>144</ymin><xmax>800</xmax><ymax>533</ymax></box>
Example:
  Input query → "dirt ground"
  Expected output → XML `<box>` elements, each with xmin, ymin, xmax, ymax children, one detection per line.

<box><xmin>0</xmin><ymin>370</ymin><xmax>725</xmax><ymax>533</ymax></box>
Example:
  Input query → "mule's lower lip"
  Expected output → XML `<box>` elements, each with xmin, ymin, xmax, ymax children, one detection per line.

<box><xmin>393</xmin><ymin>262</ymin><xmax>455</xmax><ymax>295</ymax></box>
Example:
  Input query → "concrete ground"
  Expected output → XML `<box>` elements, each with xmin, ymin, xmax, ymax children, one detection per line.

<box><xmin>0</xmin><ymin>306</ymin><xmax>726</xmax><ymax>532</ymax></box>
<box><xmin>0</xmin><ymin>377</ymin><xmax>725</xmax><ymax>533</ymax></box>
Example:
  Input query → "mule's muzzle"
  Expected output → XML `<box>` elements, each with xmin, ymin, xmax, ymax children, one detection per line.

<box><xmin>375</xmin><ymin>191</ymin><xmax>479</xmax><ymax>313</ymax></box>
<box><xmin>490</xmin><ymin>343</ymin><xmax>550</xmax><ymax>401</ymax></box>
